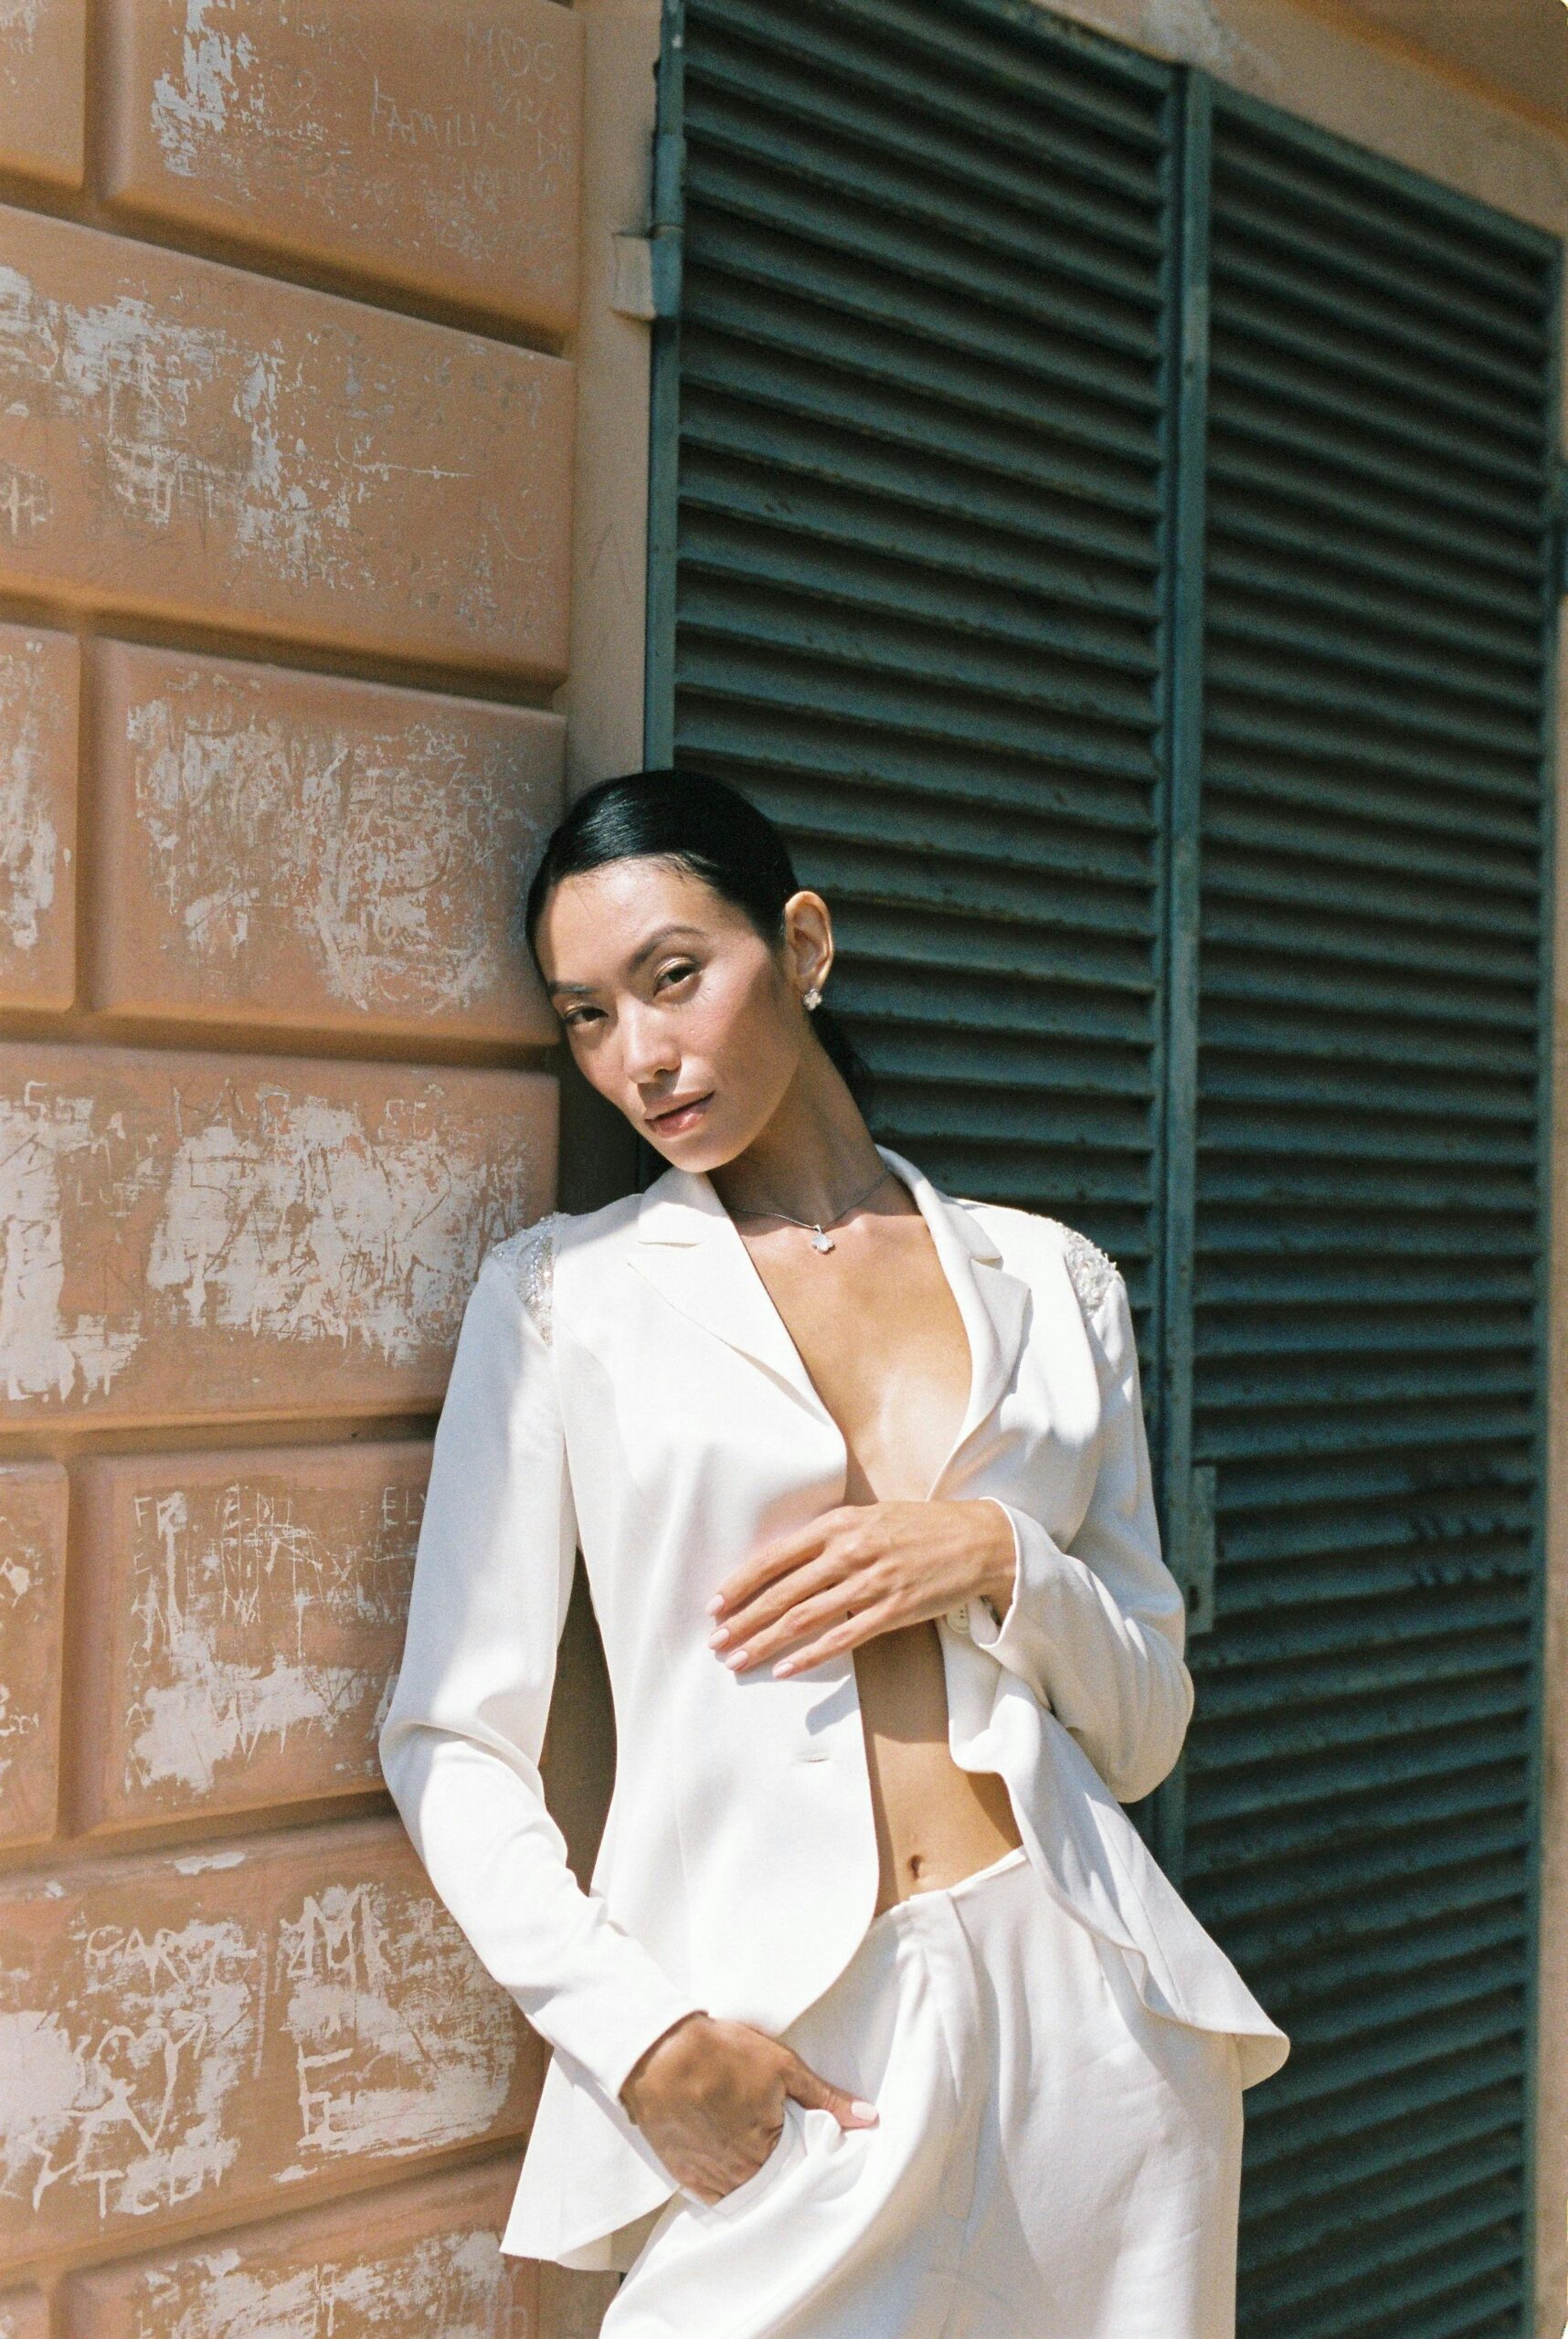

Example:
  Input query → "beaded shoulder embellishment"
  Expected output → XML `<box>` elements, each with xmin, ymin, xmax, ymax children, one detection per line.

<box><xmin>489</xmin><ymin>1210</ymin><xmax>567</xmax><ymax>1343</ymax></box>
<box><xmin>1044</xmin><ymin>1219</ymin><xmax>1118</xmax><ymax>1319</ymax></box>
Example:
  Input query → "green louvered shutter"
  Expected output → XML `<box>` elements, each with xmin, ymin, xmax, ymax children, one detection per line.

<box><xmin>648</xmin><ymin>0</ymin><xmax>1181</xmax><ymax>1345</ymax></box>
<box><xmin>1177</xmin><ymin>90</ymin><xmax>1561</xmax><ymax>2338</ymax></box>
<box><xmin>650</xmin><ymin>10</ymin><xmax>1562</xmax><ymax>2336</ymax></box>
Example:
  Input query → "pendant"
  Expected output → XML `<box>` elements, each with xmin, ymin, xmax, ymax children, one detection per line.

<box><xmin>810</xmin><ymin>1227</ymin><xmax>834</xmax><ymax>1252</ymax></box>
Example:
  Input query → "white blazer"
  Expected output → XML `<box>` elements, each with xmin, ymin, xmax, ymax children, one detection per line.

<box><xmin>377</xmin><ymin>1141</ymin><xmax>1288</xmax><ymax>2270</ymax></box>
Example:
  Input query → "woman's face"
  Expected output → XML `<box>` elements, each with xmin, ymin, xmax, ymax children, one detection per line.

<box><xmin>534</xmin><ymin>857</ymin><xmax>831</xmax><ymax>1171</ymax></box>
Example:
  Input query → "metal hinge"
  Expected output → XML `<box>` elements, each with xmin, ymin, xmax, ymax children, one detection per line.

<box><xmin>609</xmin><ymin>129</ymin><xmax>686</xmax><ymax>323</ymax></box>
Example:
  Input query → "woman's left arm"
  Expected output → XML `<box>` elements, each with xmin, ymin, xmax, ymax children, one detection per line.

<box><xmin>964</xmin><ymin>1265</ymin><xmax>1194</xmax><ymax>1804</ymax></box>
<box><xmin>711</xmin><ymin>1265</ymin><xmax>1192</xmax><ymax>1805</ymax></box>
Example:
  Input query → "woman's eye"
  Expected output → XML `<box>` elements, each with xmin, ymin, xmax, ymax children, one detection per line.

<box><xmin>659</xmin><ymin>962</ymin><xmax>698</xmax><ymax>990</ymax></box>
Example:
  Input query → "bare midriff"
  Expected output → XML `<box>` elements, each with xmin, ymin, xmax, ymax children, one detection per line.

<box><xmin>736</xmin><ymin>1198</ymin><xmax>1023</xmax><ymax>1918</ymax></box>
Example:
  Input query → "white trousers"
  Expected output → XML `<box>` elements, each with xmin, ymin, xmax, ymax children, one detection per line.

<box><xmin>600</xmin><ymin>1844</ymin><xmax>1245</xmax><ymax>2339</ymax></box>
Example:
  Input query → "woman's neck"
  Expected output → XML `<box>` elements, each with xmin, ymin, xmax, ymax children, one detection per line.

<box><xmin>705</xmin><ymin>1063</ymin><xmax>895</xmax><ymax>1230</ymax></box>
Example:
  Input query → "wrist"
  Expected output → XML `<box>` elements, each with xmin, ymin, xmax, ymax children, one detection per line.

<box><xmin>619</xmin><ymin>2009</ymin><xmax>707</xmax><ymax>2120</ymax></box>
<box><xmin>974</xmin><ymin>1497</ymin><xmax>1019</xmax><ymax>1614</ymax></box>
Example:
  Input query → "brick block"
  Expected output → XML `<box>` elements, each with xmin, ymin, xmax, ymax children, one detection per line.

<box><xmin>94</xmin><ymin>642</ymin><xmax>560</xmax><ymax>1042</ymax></box>
<box><xmin>0</xmin><ymin>209</ymin><xmax>573</xmax><ymax>680</ymax></box>
<box><xmin>0</xmin><ymin>0</ymin><xmax>83</xmax><ymax>188</ymax></box>
<box><xmin>74</xmin><ymin>1444</ymin><xmax>429</xmax><ymax>1832</ymax></box>
<box><xmin>0</xmin><ymin>1819</ymin><xmax>539</xmax><ymax>2263</ymax></box>
<box><xmin>0</xmin><ymin>1044</ymin><xmax>555</xmax><ymax>1427</ymax></box>
<box><xmin>0</xmin><ymin>1463</ymin><xmax>67</xmax><ymax>1849</ymax></box>
<box><xmin>0</xmin><ymin>624</ymin><xmax>77</xmax><ymax>1011</ymax></box>
<box><xmin>105</xmin><ymin>0</ymin><xmax>581</xmax><ymax>337</ymax></box>
<box><xmin>62</xmin><ymin>2162</ymin><xmax>534</xmax><ymax>2339</ymax></box>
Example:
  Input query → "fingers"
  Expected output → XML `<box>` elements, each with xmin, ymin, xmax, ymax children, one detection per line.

<box><xmin>786</xmin><ymin>2051</ymin><xmax>879</xmax><ymax>2130</ymax></box>
<box><xmin>708</xmin><ymin>1506</ymin><xmax>867</xmax><ymax>1620</ymax></box>
<box><xmin>715</xmin><ymin>1562</ymin><xmax>898</xmax><ymax>1674</ymax></box>
<box><xmin>769</xmin><ymin>1593</ymin><xmax>902</xmax><ymax>1678</ymax></box>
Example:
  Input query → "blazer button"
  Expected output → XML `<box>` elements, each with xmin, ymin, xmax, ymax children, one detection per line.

<box><xmin>944</xmin><ymin>1603</ymin><xmax>971</xmax><ymax>1635</ymax></box>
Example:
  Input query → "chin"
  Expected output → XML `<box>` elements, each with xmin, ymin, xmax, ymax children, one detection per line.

<box><xmin>644</xmin><ymin>1117</ymin><xmax>747</xmax><ymax>1173</ymax></box>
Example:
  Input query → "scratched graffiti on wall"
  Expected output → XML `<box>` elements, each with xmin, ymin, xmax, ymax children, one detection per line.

<box><xmin>0</xmin><ymin>1832</ymin><xmax>528</xmax><ymax>2255</ymax></box>
<box><xmin>0</xmin><ymin>210</ymin><xmax>572</xmax><ymax>676</ymax></box>
<box><xmin>0</xmin><ymin>1049</ymin><xmax>550</xmax><ymax>1420</ymax></box>
<box><xmin>102</xmin><ymin>646</ymin><xmax>559</xmax><ymax>1034</ymax></box>
<box><xmin>105</xmin><ymin>2219</ymin><xmax>522</xmax><ymax>2339</ymax></box>
<box><xmin>98</xmin><ymin>1458</ymin><xmax>424</xmax><ymax>1819</ymax></box>
<box><xmin>141</xmin><ymin>0</ymin><xmax>577</xmax><ymax>302</ymax></box>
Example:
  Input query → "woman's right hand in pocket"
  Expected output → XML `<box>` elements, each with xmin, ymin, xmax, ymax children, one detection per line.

<box><xmin>618</xmin><ymin>2012</ymin><xmax>878</xmax><ymax>2205</ymax></box>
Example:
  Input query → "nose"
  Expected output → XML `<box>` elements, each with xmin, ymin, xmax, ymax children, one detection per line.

<box><xmin>620</xmin><ymin>998</ymin><xmax>681</xmax><ymax>1086</ymax></box>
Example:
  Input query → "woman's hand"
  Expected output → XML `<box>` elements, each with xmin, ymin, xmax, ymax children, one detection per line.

<box><xmin>705</xmin><ymin>1497</ymin><xmax>1017</xmax><ymax>1678</ymax></box>
<box><xmin>619</xmin><ymin>2011</ymin><xmax>878</xmax><ymax>2204</ymax></box>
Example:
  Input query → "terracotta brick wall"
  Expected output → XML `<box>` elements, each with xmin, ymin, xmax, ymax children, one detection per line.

<box><xmin>0</xmin><ymin>4</ymin><xmax>620</xmax><ymax>2330</ymax></box>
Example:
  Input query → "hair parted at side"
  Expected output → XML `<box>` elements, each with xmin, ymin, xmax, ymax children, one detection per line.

<box><xmin>524</xmin><ymin>767</ymin><xmax>875</xmax><ymax>1112</ymax></box>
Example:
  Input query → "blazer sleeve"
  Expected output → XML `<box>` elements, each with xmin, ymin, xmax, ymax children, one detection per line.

<box><xmin>968</xmin><ymin>1262</ymin><xmax>1194</xmax><ymax>1805</ymax></box>
<box><xmin>377</xmin><ymin>1243</ymin><xmax>707</xmax><ymax>2108</ymax></box>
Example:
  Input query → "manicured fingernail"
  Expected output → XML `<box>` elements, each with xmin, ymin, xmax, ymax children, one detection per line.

<box><xmin>852</xmin><ymin>2099</ymin><xmax>878</xmax><ymax>2122</ymax></box>
<box><xmin>773</xmin><ymin>1657</ymin><xmax>796</xmax><ymax>1677</ymax></box>
<box><xmin>705</xmin><ymin>1594</ymin><xmax>724</xmax><ymax>1614</ymax></box>
<box><xmin>707</xmin><ymin>1626</ymin><xmax>730</xmax><ymax>1648</ymax></box>
<box><xmin>724</xmin><ymin>1648</ymin><xmax>747</xmax><ymax>1668</ymax></box>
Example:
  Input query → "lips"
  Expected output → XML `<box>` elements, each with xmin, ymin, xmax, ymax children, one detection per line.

<box><xmin>648</xmin><ymin>1092</ymin><xmax>712</xmax><ymax>1129</ymax></box>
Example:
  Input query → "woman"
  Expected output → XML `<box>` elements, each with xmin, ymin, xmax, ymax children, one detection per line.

<box><xmin>378</xmin><ymin>768</ymin><xmax>1288</xmax><ymax>2338</ymax></box>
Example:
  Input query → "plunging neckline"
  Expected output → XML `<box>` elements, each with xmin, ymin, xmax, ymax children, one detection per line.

<box><xmin>708</xmin><ymin>1147</ymin><xmax>982</xmax><ymax>1509</ymax></box>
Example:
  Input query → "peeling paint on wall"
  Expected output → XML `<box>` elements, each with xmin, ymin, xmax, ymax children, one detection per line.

<box><xmin>0</xmin><ymin>622</ymin><xmax>76</xmax><ymax>1009</ymax></box>
<box><xmin>118</xmin><ymin>2222</ymin><xmax>515</xmax><ymax>2339</ymax></box>
<box><xmin>113</xmin><ymin>0</ymin><xmax>580</xmax><ymax>333</ymax></box>
<box><xmin>0</xmin><ymin>694</ymin><xmax>56</xmax><ymax>958</ymax></box>
<box><xmin>0</xmin><ymin>1046</ymin><xmax>554</xmax><ymax>1422</ymax></box>
<box><xmin>62</xmin><ymin>2163</ymin><xmax>531</xmax><ymax>2339</ymax></box>
<box><xmin>0</xmin><ymin>1086</ymin><xmax>155</xmax><ymax>1405</ymax></box>
<box><xmin>95</xmin><ymin>642</ymin><xmax>562</xmax><ymax>1040</ymax></box>
<box><xmin>77</xmin><ymin>1447</ymin><xmax>426</xmax><ymax>1826</ymax></box>
<box><xmin>124</xmin><ymin>1479</ymin><xmax>410</xmax><ymax>1799</ymax></box>
<box><xmin>0</xmin><ymin>1465</ymin><xmax>67</xmax><ymax>1848</ymax></box>
<box><xmin>0</xmin><ymin>209</ymin><xmax>573</xmax><ymax>677</ymax></box>
<box><xmin>0</xmin><ymin>1826</ymin><xmax>532</xmax><ymax>2256</ymax></box>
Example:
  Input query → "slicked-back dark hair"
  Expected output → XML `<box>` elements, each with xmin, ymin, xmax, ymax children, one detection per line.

<box><xmin>523</xmin><ymin>767</ymin><xmax>874</xmax><ymax>1111</ymax></box>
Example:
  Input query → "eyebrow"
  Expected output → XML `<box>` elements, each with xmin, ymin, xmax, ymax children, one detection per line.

<box><xmin>546</xmin><ymin>923</ymin><xmax>707</xmax><ymax>999</ymax></box>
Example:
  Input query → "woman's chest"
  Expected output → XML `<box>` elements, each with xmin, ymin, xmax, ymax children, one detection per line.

<box><xmin>736</xmin><ymin>1216</ymin><xmax>975</xmax><ymax>1506</ymax></box>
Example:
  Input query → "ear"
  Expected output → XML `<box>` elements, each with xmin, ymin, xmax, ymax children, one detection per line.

<box><xmin>781</xmin><ymin>888</ymin><xmax>833</xmax><ymax>996</ymax></box>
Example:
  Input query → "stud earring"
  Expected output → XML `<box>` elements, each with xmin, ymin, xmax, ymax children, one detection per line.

<box><xmin>802</xmin><ymin>985</ymin><xmax>822</xmax><ymax>1011</ymax></box>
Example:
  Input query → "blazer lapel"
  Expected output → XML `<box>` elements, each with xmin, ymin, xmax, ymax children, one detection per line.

<box><xmin>878</xmin><ymin>1146</ymin><xmax>1034</xmax><ymax>1474</ymax></box>
<box><xmin>628</xmin><ymin>1159</ymin><xmax>827</xmax><ymax>1417</ymax></box>
<box><xmin>626</xmin><ymin>1142</ymin><xmax>1035</xmax><ymax>1461</ymax></box>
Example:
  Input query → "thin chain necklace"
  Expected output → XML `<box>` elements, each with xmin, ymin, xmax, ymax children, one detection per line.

<box><xmin>726</xmin><ymin>1162</ymin><xmax>894</xmax><ymax>1254</ymax></box>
